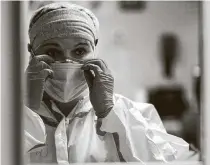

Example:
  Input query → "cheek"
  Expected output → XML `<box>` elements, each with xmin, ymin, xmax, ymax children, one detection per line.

<box><xmin>84</xmin><ymin>51</ymin><xmax>95</xmax><ymax>60</ymax></box>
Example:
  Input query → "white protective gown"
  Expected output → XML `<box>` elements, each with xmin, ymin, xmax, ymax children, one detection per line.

<box><xmin>24</xmin><ymin>94</ymin><xmax>189</xmax><ymax>165</ymax></box>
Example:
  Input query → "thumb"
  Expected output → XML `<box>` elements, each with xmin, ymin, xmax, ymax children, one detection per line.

<box><xmin>83</xmin><ymin>70</ymin><xmax>94</xmax><ymax>89</ymax></box>
<box><xmin>38</xmin><ymin>69</ymin><xmax>54</xmax><ymax>79</ymax></box>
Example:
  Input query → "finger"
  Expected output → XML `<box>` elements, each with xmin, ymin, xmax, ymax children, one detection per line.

<box><xmin>37</xmin><ymin>69</ymin><xmax>54</xmax><ymax>79</ymax></box>
<box><xmin>83</xmin><ymin>70</ymin><xmax>94</xmax><ymax>89</ymax></box>
<box><xmin>81</xmin><ymin>64</ymin><xmax>103</xmax><ymax>77</ymax></box>
<box><xmin>27</xmin><ymin>61</ymin><xmax>51</xmax><ymax>72</ymax></box>
<box><xmin>38</xmin><ymin>61</ymin><xmax>51</xmax><ymax>70</ymax></box>
<box><xmin>29</xmin><ymin>55</ymin><xmax>55</xmax><ymax>65</ymax></box>
<box><xmin>84</xmin><ymin>59</ymin><xmax>107</xmax><ymax>71</ymax></box>
<box><xmin>83</xmin><ymin>59</ymin><xmax>108</xmax><ymax>72</ymax></box>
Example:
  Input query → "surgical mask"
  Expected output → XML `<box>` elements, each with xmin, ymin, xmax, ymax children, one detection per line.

<box><xmin>44</xmin><ymin>62</ymin><xmax>88</xmax><ymax>103</ymax></box>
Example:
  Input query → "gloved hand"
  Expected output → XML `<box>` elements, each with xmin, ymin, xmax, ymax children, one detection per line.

<box><xmin>24</xmin><ymin>55</ymin><xmax>54</xmax><ymax>110</ymax></box>
<box><xmin>81</xmin><ymin>59</ymin><xmax>114</xmax><ymax>118</ymax></box>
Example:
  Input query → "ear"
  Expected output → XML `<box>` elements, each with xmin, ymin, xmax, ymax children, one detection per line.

<box><xmin>28</xmin><ymin>43</ymin><xmax>32</xmax><ymax>53</ymax></box>
<box><xmin>27</xmin><ymin>43</ymin><xmax>36</xmax><ymax>57</ymax></box>
<box><xmin>93</xmin><ymin>47</ymin><xmax>98</xmax><ymax>58</ymax></box>
<box><xmin>95</xmin><ymin>39</ymin><xmax>98</xmax><ymax>46</ymax></box>
<box><xmin>28</xmin><ymin>44</ymin><xmax>33</xmax><ymax>61</ymax></box>
<box><xmin>29</xmin><ymin>55</ymin><xmax>33</xmax><ymax>62</ymax></box>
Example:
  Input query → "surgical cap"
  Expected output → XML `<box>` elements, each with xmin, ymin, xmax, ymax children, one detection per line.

<box><xmin>28</xmin><ymin>2</ymin><xmax>99</xmax><ymax>50</ymax></box>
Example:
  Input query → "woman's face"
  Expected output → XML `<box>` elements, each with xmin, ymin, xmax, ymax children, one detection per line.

<box><xmin>34</xmin><ymin>37</ymin><xmax>95</xmax><ymax>62</ymax></box>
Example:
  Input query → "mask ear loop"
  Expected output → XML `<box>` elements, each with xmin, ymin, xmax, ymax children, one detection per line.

<box><xmin>28</xmin><ymin>43</ymin><xmax>36</xmax><ymax>58</ymax></box>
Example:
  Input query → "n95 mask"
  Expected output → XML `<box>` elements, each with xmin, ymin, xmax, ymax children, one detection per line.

<box><xmin>44</xmin><ymin>62</ymin><xmax>88</xmax><ymax>103</ymax></box>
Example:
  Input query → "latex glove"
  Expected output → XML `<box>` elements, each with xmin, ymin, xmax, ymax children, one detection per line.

<box><xmin>24</xmin><ymin>55</ymin><xmax>54</xmax><ymax>110</ymax></box>
<box><xmin>81</xmin><ymin>59</ymin><xmax>114</xmax><ymax>118</ymax></box>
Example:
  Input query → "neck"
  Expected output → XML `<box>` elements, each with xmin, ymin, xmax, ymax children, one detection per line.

<box><xmin>54</xmin><ymin>97</ymin><xmax>83</xmax><ymax>117</ymax></box>
<box><xmin>43</xmin><ymin>92</ymin><xmax>85</xmax><ymax>117</ymax></box>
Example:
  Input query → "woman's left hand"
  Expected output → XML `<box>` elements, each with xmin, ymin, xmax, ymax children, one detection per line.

<box><xmin>81</xmin><ymin>59</ymin><xmax>114</xmax><ymax>118</ymax></box>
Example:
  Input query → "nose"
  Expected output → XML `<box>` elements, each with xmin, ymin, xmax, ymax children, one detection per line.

<box><xmin>63</xmin><ymin>49</ymin><xmax>71</xmax><ymax>60</ymax></box>
<box><xmin>62</xmin><ymin>49</ymin><xmax>81</xmax><ymax>63</ymax></box>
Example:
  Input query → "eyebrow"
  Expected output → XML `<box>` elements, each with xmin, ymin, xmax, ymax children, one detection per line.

<box><xmin>74</xmin><ymin>42</ymin><xmax>90</xmax><ymax>47</ymax></box>
<box><xmin>38</xmin><ymin>41</ymin><xmax>91</xmax><ymax>50</ymax></box>
<box><xmin>40</xmin><ymin>43</ymin><xmax>60</xmax><ymax>47</ymax></box>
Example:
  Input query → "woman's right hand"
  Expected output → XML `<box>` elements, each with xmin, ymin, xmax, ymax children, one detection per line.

<box><xmin>24</xmin><ymin>55</ymin><xmax>54</xmax><ymax>110</ymax></box>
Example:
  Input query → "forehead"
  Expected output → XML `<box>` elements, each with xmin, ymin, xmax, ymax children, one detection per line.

<box><xmin>39</xmin><ymin>37</ymin><xmax>91</xmax><ymax>49</ymax></box>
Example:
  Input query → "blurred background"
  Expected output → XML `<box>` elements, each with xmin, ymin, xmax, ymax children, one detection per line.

<box><xmin>1</xmin><ymin>1</ymin><xmax>202</xmax><ymax>164</ymax></box>
<box><xmin>25</xmin><ymin>1</ymin><xmax>201</xmax><ymax>154</ymax></box>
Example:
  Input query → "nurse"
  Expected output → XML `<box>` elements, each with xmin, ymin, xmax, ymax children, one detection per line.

<box><xmin>24</xmin><ymin>2</ymin><xmax>189</xmax><ymax>164</ymax></box>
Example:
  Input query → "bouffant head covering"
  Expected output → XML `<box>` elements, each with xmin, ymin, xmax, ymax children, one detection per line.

<box><xmin>28</xmin><ymin>2</ymin><xmax>99</xmax><ymax>51</ymax></box>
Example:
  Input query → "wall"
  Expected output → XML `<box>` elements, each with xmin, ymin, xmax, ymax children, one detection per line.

<box><xmin>26</xmin><ymin>1</ymin><xmax>199</xmax><ymax>102</ymax></box>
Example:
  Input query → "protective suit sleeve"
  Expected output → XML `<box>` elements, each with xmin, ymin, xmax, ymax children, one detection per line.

<box><xmin>24</xmin><ymin>105</ymin><xmax>46</xmax><ymax>153</ymax></box>
<box><xmin>100</xmin><ymin>94</ymin><xmax>189</xmax><ymax>162</ymax></box>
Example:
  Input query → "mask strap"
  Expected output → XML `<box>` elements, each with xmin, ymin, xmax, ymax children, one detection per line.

<box><xmin>28</xmin><ymin>43</ymin><xmax>36</xmax><ymax>58</ymax></box>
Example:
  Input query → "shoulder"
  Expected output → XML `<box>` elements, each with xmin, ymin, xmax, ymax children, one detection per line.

<box><xmin>113</xmin><ymin>93</ymin><xmax>155</xmax><ymax>112</ymax></box>
<box><xmin>113</xmin><ymin>93</ymin><xmax>165</xmax><ymax>131</ymax></box>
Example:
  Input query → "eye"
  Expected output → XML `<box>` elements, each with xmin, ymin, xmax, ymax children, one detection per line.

<box><xmin>73</xmin><ymin>48</ymin><xmax>87</xmax><ymax>56</ymax></box>
<box><xmin>45</xmin><ymin>48</ymin><xmax>63</xmax><ymax>60</ymax></box>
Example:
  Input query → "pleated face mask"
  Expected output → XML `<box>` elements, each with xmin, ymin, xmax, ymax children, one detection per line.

<box><xmin>44</xmin><ymin>62</ymin><xmax>88</xmax><ymax>103</ymax></box>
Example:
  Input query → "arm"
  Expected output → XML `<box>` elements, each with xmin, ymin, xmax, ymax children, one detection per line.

<box><xmin>24</xmin><ymin>105</ymin><xmax>46</xmax><ymax>153</ymax></box>
<box><xmin>24</xmin><ymin>55</ymin><xmax>54</xmax><ymax>153</ymax></box>
<box><xmin>81</xmin><ymin>59</ymin><xmax>188</xmax><ymax>162</ymax></box>
<box><xmin>100</xmin><ymin>94</ymin><xmax>189</xmax><ymax>162</ymax></box>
